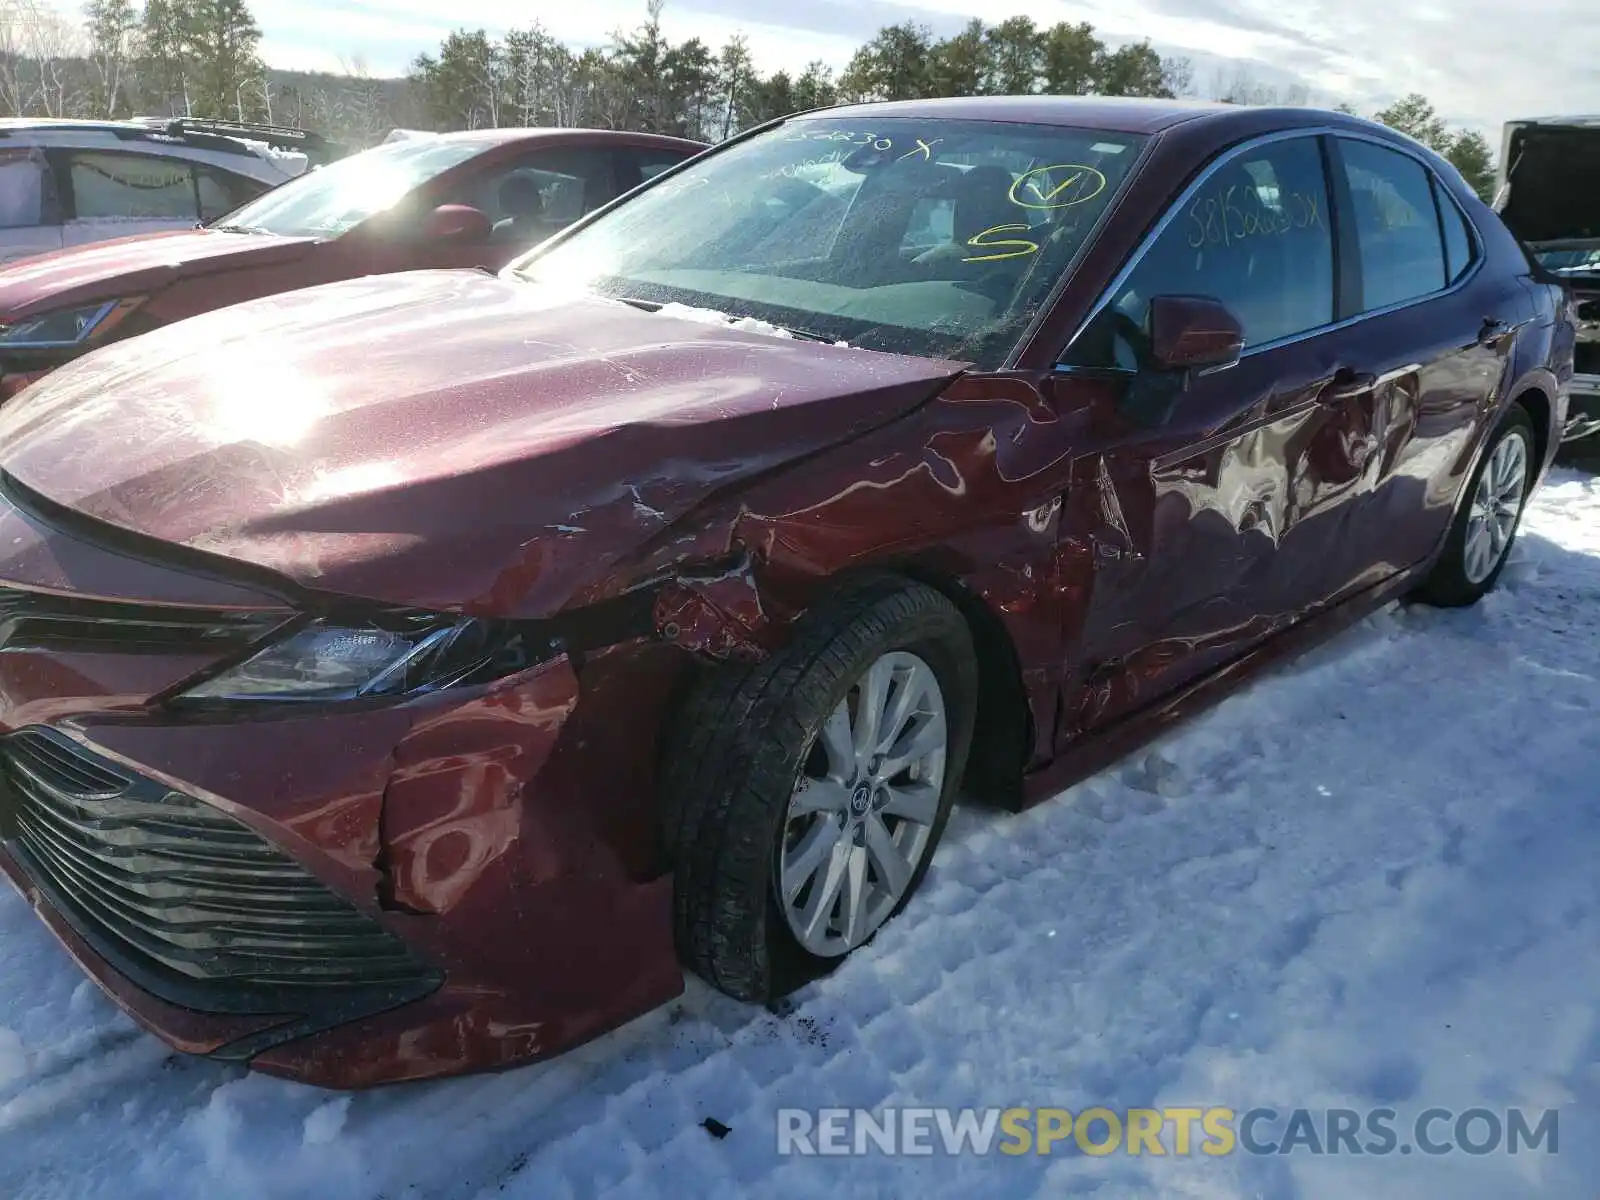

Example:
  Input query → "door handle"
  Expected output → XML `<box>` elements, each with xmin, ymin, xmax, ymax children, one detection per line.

<box><xmin>1319</xmin><ymin>369</ymin><xmax>1378</xmax><ymax>403</ymax></box>
<box><xmin>1477</xmin><ymin>316</ymin><xmax>1512</xmax><ymax>346</ymax></box>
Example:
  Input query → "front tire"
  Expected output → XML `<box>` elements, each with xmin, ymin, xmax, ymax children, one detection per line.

<box><xmin>659</xmin><ymin>578</ymin><xmax>977</xmax><ymax>1002</ymax></box>
<box><xmin>1418</xmin><ymin>403</ymin><xmax>1535</xmax><ymax>607</ymax></box>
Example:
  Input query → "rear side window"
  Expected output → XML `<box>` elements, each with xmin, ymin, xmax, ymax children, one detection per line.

<box><xmin>612</xmin><ymin>147</ymin><xmax>698</xmax><ymax>196</ymax></box>
<box><xmin>66</xmin><ymin>152</ymin><xmax>197</xmax><ymax>221</ymax></box>
<box><xmin>0</xmin><ymin>146</ymin><xmax>52</xmax><ymax>229</ymax></box>
<box><xmin>632</xmin><ymin>151</ymin><xmax>689</xmax><ymax>181</ymax></box>
<box><xmin>1337</xmin><ymin>139</ymin><xmax>1448</xmax><ymax>311</ymax></box>
<box><xmin>1436</xmin><ymin>181</ymin><xmax>1475</xmax><ymax>283</ymax></box>
<box><xmin>197</xmin><ymin>166</ymin><xmax>269</xmax><ymax>222</ymax></box>
<box><xmin>1065</xmin><ymin>134</ymin><xmax>1335</xmax><ymax>368</ymax></box>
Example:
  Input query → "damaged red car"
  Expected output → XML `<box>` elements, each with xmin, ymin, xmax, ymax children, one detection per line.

<box><xmin>0</xmin><ymin>97</ymin><xmax>1572</xmax><ymax>1088</ymax></box>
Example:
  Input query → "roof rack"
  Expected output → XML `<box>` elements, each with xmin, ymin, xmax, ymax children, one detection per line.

<box><xmin>130</xmin><ymin>117</ymin><xmax>350</xmax><ymax>165</ymax></box>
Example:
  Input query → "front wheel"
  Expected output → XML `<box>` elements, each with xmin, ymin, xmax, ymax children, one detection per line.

<box><xmin>1417</xmin><ymin>404</ymin><xmax>1535</xmax><ymax>607</ymax></box>
<box><xmin>659</xmin><ymin>579</ymin><xmax>977</xmax><ymax>1002</ymax></box>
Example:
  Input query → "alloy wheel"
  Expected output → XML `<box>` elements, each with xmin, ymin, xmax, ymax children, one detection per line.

<box><xmin>775</xmin><ymin>650</ymin><xmax>947</xmax><ymax>958</ymax></box>
<box><xmin>1464</xmin><ymin>431</ymin><xmax>1529</xmax><ymax>585</ymax></box>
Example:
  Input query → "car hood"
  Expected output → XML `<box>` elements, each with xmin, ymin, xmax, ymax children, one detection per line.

<box><xmin>0</xmin><ymin>270</ymin><xmax>968</xmax><ymax>615</ymax></box>
<box><xmin>1497</xmin><ymin>120</ymin><xmax>1600</xmax><ymax>260</ymax></box>
<box><xmin>0</xmin><ymin>229</ymin><xmax>320</xmax><ymax>318</ymax></box>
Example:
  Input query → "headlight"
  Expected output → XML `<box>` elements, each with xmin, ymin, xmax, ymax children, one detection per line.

<box><xmin>180</xmin><ymin>616</ymin><xmax>504</xmax><ymax>703</ymax></box>
<box><xmin>172</xmin><ymin>589</ymin><xmax>661</xmax><ymax>706</ymax></box>
<box><xmin>0</xmin><ymin>298</ymin><xmax>142</xmax><ymax>349</ymax></box>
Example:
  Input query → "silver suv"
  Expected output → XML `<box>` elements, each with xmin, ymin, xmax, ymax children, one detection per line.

<box><xmin>0</xmin><ymin>117</ymin><xmax>337</xmax><ymax>265</ymax></box>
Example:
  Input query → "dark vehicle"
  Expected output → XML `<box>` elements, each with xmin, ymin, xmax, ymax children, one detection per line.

<box><xmin>1495</xmin><ymin>115</ymin><xmax>1600</xmax><ymax>439</ymax></box>
<box><xmin>0</xmin><ymin>97</ymin><xmax>1570</xmax><ymax>1088</ymax></box>
<box><xmin>0</xmin><ymin>126</ymin><xmax>704</xmax><ymax>397</ymax></box>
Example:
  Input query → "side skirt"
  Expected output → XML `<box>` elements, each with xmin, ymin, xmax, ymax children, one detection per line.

<box><xmin>1014</xmin><ymin>560</ymin><xmax>1430</xmax><ymax>809</ymax></box>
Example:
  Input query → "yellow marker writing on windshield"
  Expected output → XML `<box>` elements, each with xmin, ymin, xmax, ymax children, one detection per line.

<box><xmin>963</xmin><ymin>224</ymin><xmax>1040</xmax><ymax>262</ymax></box>
<box><xmin>898</xmin><ymin>138</ymin><xmax>943</xmax><ymax>162</ymax></box>
<box><xmin>1010</xmin><ymin>164</ymin><xmax>1108</xmax><ymax>210</ymax></box>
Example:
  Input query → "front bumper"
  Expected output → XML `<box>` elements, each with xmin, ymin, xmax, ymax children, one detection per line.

<box><xmin>0</xmin><ymin>492</ymin><xmax>684</xmax><ymax>1088</ymax></box>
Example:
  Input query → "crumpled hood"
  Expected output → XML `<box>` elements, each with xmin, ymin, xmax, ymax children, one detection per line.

<box><xmin>0</xmin><ymin>270</ymin><xmax>967</xmax><ymax>615</ymax></box>
<box><xmin>0</xmin><ymin>229</ymin><xmax>320</xmax><ymax>318</ymax></box>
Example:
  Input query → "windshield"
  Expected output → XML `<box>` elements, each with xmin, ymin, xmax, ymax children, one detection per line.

<box><xmin>512</xmin><ymin>117</ymin><xmax>1147</xmax><ymax>366</ymax></box>
<box><xmin>1533</xmin><ymin>245</ymin><xmax>1600</xmax><ymax>273</ymax></box>
<box><xmin>214</xmin><ymin>137</ymin><xmax>487</xmax><ymax>238</ymax></box>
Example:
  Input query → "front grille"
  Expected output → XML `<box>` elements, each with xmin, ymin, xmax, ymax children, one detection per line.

<box><xmin>0</xmin><ymin>727</ymin><xmax>440</xmax><ymax>1030</ymax></box>
<box><xmin>0</xmin><ymin>585</ymin><xmax>289</xmax><ymax>654</ymax></box>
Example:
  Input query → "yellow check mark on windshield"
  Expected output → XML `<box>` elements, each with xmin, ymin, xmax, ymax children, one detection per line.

<box><xmin>1028</xmin><ymin>172</ymin><xmax>1085</xmax><ymax>203</ymax></box>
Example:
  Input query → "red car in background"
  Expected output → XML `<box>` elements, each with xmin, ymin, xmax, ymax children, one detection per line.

<box><xmin>0</xmin><ymin>127</ymin><xmax>705</xmax><ymax>398</ymax></box>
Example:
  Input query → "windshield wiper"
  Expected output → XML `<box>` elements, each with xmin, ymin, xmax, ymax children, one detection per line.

<box><xmin>609</xmin><ymin>294</ymin><xmax>840</xmax><ymax>343</ymax></box>
<box><xmin>776</xmin><ymin>325</ymin><xmax>841</xmax><ymax>344</ymax></box>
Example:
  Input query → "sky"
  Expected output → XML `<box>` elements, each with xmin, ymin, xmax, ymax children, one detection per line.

<box><xmin>237</xmin><ymin>0</ymin><xmax>1595</xmax><ymax>136</ymax></box>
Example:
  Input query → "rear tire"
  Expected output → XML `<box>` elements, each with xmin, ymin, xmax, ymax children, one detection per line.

<box><xmin>1417</xmin><ymin>404</ymin><xmax>1535</xmax><ymax>607</ymax></box>
<box><xmin>659</xmin><ymin>578</ymin><xmax>977</xmax><ymax>1003</ymax></box>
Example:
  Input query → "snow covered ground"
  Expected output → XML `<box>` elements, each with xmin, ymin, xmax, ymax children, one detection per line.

<box><xmin>2</xmin><ymin>470</ymin><xmax>1598</xmax><ymax>1200</ymax></box>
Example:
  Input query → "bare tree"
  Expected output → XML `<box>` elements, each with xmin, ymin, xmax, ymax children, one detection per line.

<box><xmin>1211</xmin><ymin>66</ymin><xmax>1309</xmax><ymax>106</ymax></box>
<box><xmin>85</xmin><ymin>0</ymin><xmax>140</xmax><ymax>116</ymax></box>
<box><xmin>336</xmin><ymin>54</ymin><xmax>393</xmax><ymax>143</ymax></box>
<box><xmin>25</xmin><ymin>2</ymin><xmax>87</xmax><ymax>116</ymax></box>
<box><xmin>0</xmin><ymin>0</ymin><xmax>30</xmax><ymax>116</ymax></box>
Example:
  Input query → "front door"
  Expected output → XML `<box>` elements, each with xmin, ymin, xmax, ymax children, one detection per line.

<box><xmin>1052</xmin><ymin>132</ymin><xmax>1377</xmax><ymax>736</ymax></box>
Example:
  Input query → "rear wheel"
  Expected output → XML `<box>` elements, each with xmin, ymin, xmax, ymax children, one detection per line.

<box><xmin>660</xmin><ymin>579</ymin><xmax>977</xmax><ymax>1002</ymax></box>
<box><xmin>1418</xmin><ymin>404</ymin><xmax>1534</xmax><ymax>607</ymax></box>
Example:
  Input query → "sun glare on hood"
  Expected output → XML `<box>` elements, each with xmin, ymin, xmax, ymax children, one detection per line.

<box><xmin>200</xmin><ymin>346</ymin><xmax>329</xmax><ymax>447</ymax></box>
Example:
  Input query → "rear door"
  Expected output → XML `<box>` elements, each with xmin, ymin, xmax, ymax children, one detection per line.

<box><xmin>1318</xmin><ymin>135</ymin><xmax>1525</xmax><ymax>583</ymax></box>
<box><xmin>0</xmin><ymin>145</ymin><xmax>62</xmax><ymax>264</ymax></box>
<box><xmin>51</xmin><ymin>149</ymin><xmax>203</xmax><ymax>248</ymax></box>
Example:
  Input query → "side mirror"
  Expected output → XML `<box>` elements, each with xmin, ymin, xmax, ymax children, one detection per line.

<box><xmin>422</xmin><ymin>203</ymin><xmax>491</xmax><ymax>244</ymax></box>
<box><xmin>1148</xmin><ymin>294</ymin><xmax>1245</xmax><ymax>372</ymax></box>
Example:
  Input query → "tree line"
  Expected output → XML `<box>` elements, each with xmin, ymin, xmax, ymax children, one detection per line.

<box><xmin>0</xmin><ymin>0</ymin><xmax>1496</xmax><ymax>197</ymax></box>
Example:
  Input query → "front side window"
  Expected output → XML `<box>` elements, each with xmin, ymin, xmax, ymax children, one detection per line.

<box><xmin>67</xmin><ymin>152</ymin><xmax>196</xmax><ymax>221</ymax></box>
<box><xmin>196</xmin><ymin>166</ymin><xmax>268</xmax><ymax>223</ymax></box>
<box><xmin>1066</xmin><ymin>135</ymin><xmax>1335</xmax><ymax>369</ymax></box>
<box><xmin>1339</xmin><ymin>138</ymin><xmax>1448</xmax><ymax>311</ymax></box>
<box><xmin>513</xmin><ymin>117</ymin><xmax>1148</xmax><ymax>366</ymax></box>
<box><xmin>443</xmin><ymin>148</ymin><xmax>615</xmax><ymax>250</ymax></box>
<box><xmin>213</xmin><ymin>136</ymin><xmax>486</xmax><ymax>238</ymax></box>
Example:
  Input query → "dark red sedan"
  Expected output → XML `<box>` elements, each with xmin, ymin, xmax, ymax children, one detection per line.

<box><xmin>0</xmin><ymin>97</ymin><xmax>1572</xmax><ymax>1087</ymax></box>
<box><xmin>0</xmin><ymin>126</ymin><xmax>705</xmax><ymax>398</ymax></box>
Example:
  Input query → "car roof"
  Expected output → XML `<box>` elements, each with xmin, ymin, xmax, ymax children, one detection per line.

<box><xmin>790</xmin><ymin>95</ymin><xmax>1353</xmax><ymax>137</ymax></box>
<box><xmin>1504</xmin><ymin>114</ymin><xmax>1600</xmax><ymax>128</ymax></box>
<box><xmin>422</xmin><ymin>127</ymin><xmax>707</xmax><ymax>151</ymax></box>
<box><xmin>0</xmin><ymin>117</ymin><xmax>308</xmax><ymax>180</ymax></box>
